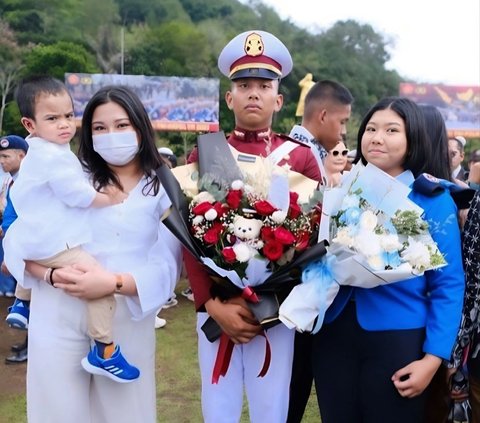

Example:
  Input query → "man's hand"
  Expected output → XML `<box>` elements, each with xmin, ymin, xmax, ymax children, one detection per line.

<box><xmin>205</xmin><ymin>297</ymin><xmax>261</xmax><ymax>344</ymax></box>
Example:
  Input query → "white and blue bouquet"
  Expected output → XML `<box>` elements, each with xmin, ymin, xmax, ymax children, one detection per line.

<box><xmin>279</xmin><ymin>162</ymin><xmax>446</xmax><ymax>333</ymax></box>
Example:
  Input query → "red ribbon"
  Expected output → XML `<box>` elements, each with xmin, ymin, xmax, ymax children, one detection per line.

<box><xmin>241</xmin><ymin>286</ymin><xmax>260</xmax><ymax>302</ymax></box>
<box><xmin>211</xmin><ymin>286</ymin><xmax>272</xmax><ymax>384</ymax></box>
<box><xmin>257</xmin><ymin>332</ymin><xmax>271</xmax><ymax>378</ymax></box>
<box><xmin>211</xmin><ymin>333</ymin><xmax>235</xmax><ymax>384</ymax></box>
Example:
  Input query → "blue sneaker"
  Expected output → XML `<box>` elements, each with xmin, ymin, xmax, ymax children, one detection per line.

<box><xmin>81</xmin><ymin>345</ymin><xmax>140</xmax><ymax>383</ymax></box>
<box><xmin>6</xmin><ymin>298</ymin><xmax>29</xmax><ymax>330</ymax></box>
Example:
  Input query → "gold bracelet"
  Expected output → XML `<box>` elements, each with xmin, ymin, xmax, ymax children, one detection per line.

<box><xmin>115</xmin><ymin>273</ymin><xmax>123</xmax><ymax>293</ymax></box>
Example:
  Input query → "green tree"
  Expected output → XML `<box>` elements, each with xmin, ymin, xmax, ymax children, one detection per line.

<box><xmin>117</xmin><ymin>0</ymin><xmax>190</xmax><ymax>25</ymax></box>
<box><xmin>23</xmin><ymin>41</ymin><xmax>99</xmax><ymax>80</ymax></box>
<box><xmin>0</xmin><ymin>19</ymin><xmax>26</xmax><ymax>135</ymax></box>
<box><xmin>0</xmin><ymin>0</ymin><xmax>83</xmax><ymax>44</ymax></box>
<box><xmin>125</xmin><ymin>22</ymin><xmax>215</xmax><ymax>77</ymax></box>
<box><xmin>315</xmin><ymin>20</ymin><xmax>401</xmax><ymax>116</ymax></box>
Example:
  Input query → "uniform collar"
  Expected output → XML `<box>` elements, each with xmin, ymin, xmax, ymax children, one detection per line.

<box><xmin>232</xmin><ymin>127</ymin><xmax>271</xmax><ymax>143</ymax></box>
<box><xmin>289</xmin><ymin>124</ymin><xmax>313</xmax><ymax>145</ymax></box>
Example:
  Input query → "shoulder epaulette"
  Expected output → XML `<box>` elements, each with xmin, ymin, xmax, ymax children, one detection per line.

<box><xmin>275</xmin><ymin>133</ymin><xmax>310</xmax><ymax>147</ymax></box>
<box><xmin>413</xmin><ymin>173</ymin><xmax>475</xmax><ymax>209</ymax></box>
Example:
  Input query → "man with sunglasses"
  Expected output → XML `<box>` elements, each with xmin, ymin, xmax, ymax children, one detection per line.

<box><xmin>287</xmin><ymin>79</ymin><xmax>354</xmax><ymax>423</ymax></box>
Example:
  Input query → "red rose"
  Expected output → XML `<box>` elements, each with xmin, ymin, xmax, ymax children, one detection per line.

<box><xmin>263</xmin><ymin>240</ymin><xmax>284</xmax><ymax>261</ymax></box>
<box><xmin>226</xmin><ymin>190</ymin><xmax>243</xmax><ymax>209</ymax></box>
<box><xmin>261</xmin><ymin>226</ymin><xmax>275</xmax><ymax>241</ymax></box>
<box><xmin>274</xmin><ymin>227</ymin><xmax>296</xmax><ymax>245</ymax></box>
<box><xmin>288</xmin><ymin>202</ymin><xmax>302</xmax><ymax>219</ymax></box>
<box><xmin>213</xmin><ymin>202</ymin><xmax>228</xmax><ymax>216</ymax></box>
<box><xmin>295</xmin><ymin>231</ymin><xmax>310</xmax><ymax>251</ymax></box>
<box><xmin>203</xmin><ymin>222</ymin><xmax>223</xmax><ymax>244</ymax></box>
<box><xmin>221</xmin><ymin>247</ymin><xmax>236</xmax><ymax>263</ymax></box>
<box><xmin>289</xmin><ymin>191</ymin><xmax>299</xmax><ymax>204</ymax></box>
<box><xmin>192</xmin><ymin>201</ymin><xmax>213</xmax><ymax>215</ymax></box>
<box><xmin>254</xmin><ymin>200</ymin><xmax>276</xmax><ymax>215</ymax></box>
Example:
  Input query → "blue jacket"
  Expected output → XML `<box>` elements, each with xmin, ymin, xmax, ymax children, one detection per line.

<box><xmin>324</xmin><ymin>188</ymin><xmax>465</xmax><ymax>360</ymax></box>
<box><xmin>2</xmin><ymin>187</ymin><xmax>17</xmax><ymax>235</ymax></box>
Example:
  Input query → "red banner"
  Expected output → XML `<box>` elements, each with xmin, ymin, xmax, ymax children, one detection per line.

<box><xmin>65</xmin><ymin>73</ymin><xmax>220</xmax><ymax>133</ymax></box>
<box><xmin>399</xmin><ymin>83</ymin><xmax>480</xmax><ymax>138</ymax></box>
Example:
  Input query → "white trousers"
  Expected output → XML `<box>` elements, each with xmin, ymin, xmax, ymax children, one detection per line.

<box><xmin>27</xmin><ymin>281</ymin><xmax>157</xmax><ymax>423</ymax></box>
<box><xmin>197</xmin><ymin>312</ymin><xmax>295</xmax><ymax>423</ymax></box>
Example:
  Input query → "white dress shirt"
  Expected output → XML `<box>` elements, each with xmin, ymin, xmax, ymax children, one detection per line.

<box><xmin>4</xmin><ymin>136</ymin><xmax>96</xmax><ymax>282</ymax></box>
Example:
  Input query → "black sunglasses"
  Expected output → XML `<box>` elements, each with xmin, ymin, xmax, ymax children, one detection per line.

<box><xmin>331</xmin><ymin>150</ymin><xmax>349</xmax><ymax>157</ymax></box>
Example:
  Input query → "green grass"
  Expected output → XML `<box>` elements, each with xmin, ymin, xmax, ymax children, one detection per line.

<box><xmin>0</xmin><ymin>278</ymin><xmax>320</xmax><ymax>422</ymax></box>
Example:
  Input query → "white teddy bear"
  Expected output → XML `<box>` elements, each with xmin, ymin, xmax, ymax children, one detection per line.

<box><xmin>233</xmin><ymin>215</ymin><xmax>263</xmax><ymax>240</ymax></box>
<box><xmin>231</xmin><ymin>216</ymin><xmax>264</xmax><ymax>262</ymax></box>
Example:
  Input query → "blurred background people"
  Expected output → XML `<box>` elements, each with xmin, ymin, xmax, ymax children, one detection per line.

<box><xmin>466</xmin><ymin>150</ymin><xmax>480</xmax><ymax>190</ymax></box>
<box><xmin>158</xmin><ymin>146</ymin><xmax>177</xmax><ymax>169</ymax></box>
<box><xmin>323</xmin><ymin>141</ymin><xmax>349</xmax><ymax>187</ymax></box>
<box><xmin>449</xmin><ymin>135</ymin><xmax>467</xmax><ymax>181</ymax></box>
<box><xmin>0</xmin><ymin>135</ymin><xmax>29</xmax><ymax>364</ymax></box>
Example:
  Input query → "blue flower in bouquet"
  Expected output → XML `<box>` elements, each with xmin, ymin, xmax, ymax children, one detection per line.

<box><xmin>382</xmin><ymin>251</ymin><xmax>402</xmax><ymax>269</ymax></box>
<box><xmin>339</xmin><ymin>206</ymin><xmax>362</xmax><ymax>226</ymax></box>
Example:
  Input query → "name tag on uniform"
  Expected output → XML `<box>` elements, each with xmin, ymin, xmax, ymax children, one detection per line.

<box><xmin>237</xmin><ymin>154</ymin><xmax>256</xmax><ymax>163</ymax></box>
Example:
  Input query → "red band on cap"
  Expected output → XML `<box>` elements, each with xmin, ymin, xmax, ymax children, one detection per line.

<box><xmin>229</xmin><ymin>55</ymin><xmax>282</xmax><ymax>75</ymax></box>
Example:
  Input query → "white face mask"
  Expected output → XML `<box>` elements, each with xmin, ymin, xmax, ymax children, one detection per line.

<box><xmin>92</xmin><ymin>131</ymin><xmax>139</xmax><ymax>166</ymax></box>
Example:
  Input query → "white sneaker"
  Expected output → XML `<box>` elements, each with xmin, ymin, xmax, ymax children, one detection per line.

<box><xmin>162</xmin><ymin>296</ymin><xmax>178</xmax><ymax>309</ymax></box>
<box><xmin>181</xmin><ymin>288</ymin><xmax>194</xmax><ymax>302</ymax></box>
<box><xmin>155</xmin><ymin>316</ymin><xmax>167</xmax><ymax>329</ymax></box>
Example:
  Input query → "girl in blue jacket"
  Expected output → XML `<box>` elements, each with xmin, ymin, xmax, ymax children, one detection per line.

<box><xmin>312</xmin><ymin>97</ymin><xmax>465</xmax><ymax>423</ymax></box>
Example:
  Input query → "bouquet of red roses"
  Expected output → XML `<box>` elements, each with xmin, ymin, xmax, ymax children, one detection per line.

<box><xmin>189</xmin><ymin>179</ymin><xmax>319</xmax><ymax>284</ymax></box>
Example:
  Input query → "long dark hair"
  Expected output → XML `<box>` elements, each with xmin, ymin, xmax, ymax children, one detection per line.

<box><xmin>355</xmin><ymin>97</ymin><xmax>430</xmax><ymax>178</ymax></box>
<box><xmin>78</xmin><ymin>85</ymin><xmax>163</xmax><ymax>194</ymax></box>
<box><xmin>419</xmin><ymin>104</ymin><xmax>452</xmax><ymax>181</ymax></box>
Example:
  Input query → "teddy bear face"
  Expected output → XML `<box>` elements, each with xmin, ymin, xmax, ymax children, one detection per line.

<box><xmin>233</xmin><ymin>215</ymin><xmax>263</xmax><ymax>240</ymax></box>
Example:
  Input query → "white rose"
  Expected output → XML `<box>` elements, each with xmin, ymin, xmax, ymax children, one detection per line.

<box><xmin>353</xmin><ymin>231</ymin><xmax>381</xmax><ymax>256</ymax></box>
<box><xmin>193</xmin><ymin>191</ymin><xmax>215</xmax><ymax>204</ymax></box>
<box><xmin>359</xmin><ymin>210</ymin><xmax>378</xmax><ymax>231</ymax></box>
<box><xmin>271</xmin><ymin>210</ymin><xmax>288</xmax><ymax>224</ymax></box>
<box><xmin>333</xmin><ymin>227</ymin><xmax>354</xmax><ymax>248</ymax></box>
<box><xmin>231</xmin><ymin>180</ymin><xmax>244</xmax><ymax>190</ymax></box>
<box><xmin>204</xmin><ymin>208</ymin><xmax>218</xmax><ymax>221</ymax></box>
<box><xmin>380</xmin><ymin>234</ymin><xmax>402</xmax><ymax>253</ymax></box>
<box><xmin>367</xmin><ymin>254</ymin><xmax>385</xmax><ymax>271</ymax></box>
<box><xmin>401</xmin><ymin>237</ymin><xmax>431</xmax><ymax>270</ymax></box>
<box><xmin>192</xmin><ymin>215</ymin><xmax>204</xmax><ymax>225</ymax></box>
<box><xmin>233</xmin><ymin>243</ymin><xmax>253</xmax><ymax>262</ymax></box>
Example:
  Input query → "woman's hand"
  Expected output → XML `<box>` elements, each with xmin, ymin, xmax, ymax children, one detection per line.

<box><xmin>53</xmin><ymin>263</ymin><xmax>117</xmax><ymax>300</ymax></box>
<box><xmin>391</xmin><ymin>353</ymin><xmax>442</xmax><ymax>398</ymax></box>
<box><xmin>205</xmin><ymin>297</ymin><xmax>261</xmax><ymax>344</ymax></box>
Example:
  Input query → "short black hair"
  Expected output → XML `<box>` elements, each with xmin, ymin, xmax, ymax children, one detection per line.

<box><xmin>15</xmin><ymin>75</ymin><xmax>69</xmax><ymax>119</ymax></box>
<box><xmin>355</xmin><ymin>97</ymin><xmax>430</xmax><ymax>178</ymax></box>
<box><xmin>303</xmin><ymin>80</ymin><xmax>354</xmax><ymax>120</ymax></box>
<box><xmin>450</xmin><ymin>137</ymin><xmax>465</xmax><ymax>154</ymax></box>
